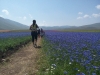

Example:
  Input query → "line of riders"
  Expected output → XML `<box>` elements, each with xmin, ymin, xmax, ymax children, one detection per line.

<box><xmin>30</xmin><ymin>20</ymin><xmax>45</xmax><ymax>48</ymax></box>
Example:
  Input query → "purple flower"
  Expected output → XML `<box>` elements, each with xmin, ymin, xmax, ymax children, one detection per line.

<box><xmin>64</xmin><ymin>71</ymin><xmax>67</xmax><ymax>75</ymax></box>
<box><xmin>81</xmin><ymin>72</ymin><xmax>85</xmax><ymax>75</ymax></box>
<box><xmin>76</xmin><ymin>72</ymin><xmax>85</xmax><ymax>75</ymax></box>
<box><xmin>44</xmin><ymin>31</ymin><xmax>100</xmax><ymax>73</ymax></box>
<box><xmin>92</xmin><ymin>73</ymin><xmax>96</xmax><ymax>75</ymax></box>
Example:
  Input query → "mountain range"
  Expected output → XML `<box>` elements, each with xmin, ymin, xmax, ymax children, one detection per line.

<box><xmin>0</xmin><ymin>17</ymin><xmax>100</xmax><ymax>30</ymax></box>
<box><xmin>39</xmin><ymin>26</ymin><xmax>77</xmax><ymax>30</ymax></box>
<box><xmin>0</xmin><ymin>17</ymin><xmax>29</xmax><ymax>30</ymax></box>
<box><xmin>40</xmin><ymin>23</ymin><xmax>100</xmax><ymax>30</ymax></box>
<box><xmin>67</xmin><ymin>23</ymin><xmax>100</xmax><ymax>30</ymax></box>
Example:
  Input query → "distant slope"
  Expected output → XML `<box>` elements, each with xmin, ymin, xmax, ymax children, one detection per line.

<box><xmin>40</xmin><ymin>23</ymin><xmax>100</xmax><ymax>30</ymax></box>
<box><xmin>39</xmin><ymin>26</ymin><xmax>76</xmax><ymax>30</ymax></box>
<box><xmin>63</xmin><ymin>23</ymin><xmax>100</xmax><ymax>30</ymax></box>
<box><xmin>1</xmin><ymin>17</ymin><xmax>100</xmax><ymax>30</ymax></box>
<box><xmin>78</xmin><ymin>23</ymin><xmax>100</xmax><ymax>29</ymax></box>
<box><xmin>0</xmin><ymin>17</ymin><xmax>29</xmax><ymax>30</ymax></box>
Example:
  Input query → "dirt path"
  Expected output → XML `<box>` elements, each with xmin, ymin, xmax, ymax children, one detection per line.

<box><xmin>0</xmin><ymin>38</ymin><xmax>42</xmax><ymax>75</ymax></box>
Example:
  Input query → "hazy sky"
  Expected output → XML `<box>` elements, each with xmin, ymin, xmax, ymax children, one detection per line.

<box><xmin>0</xmin><ymin>0</ymin><xmax>100</xmax><ymax>26</ymax></box>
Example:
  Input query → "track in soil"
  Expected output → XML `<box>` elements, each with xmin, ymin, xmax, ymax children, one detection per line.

<box><xmin>0</xmin><ymin>38</ymin><xmax>41</xmax><ymax>75</ymax></box>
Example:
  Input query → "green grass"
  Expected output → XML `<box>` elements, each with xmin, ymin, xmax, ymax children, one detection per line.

<box><xmin>36</xmin><ymin>39</ymin><xmax>50</xmax><ymax>75</ymax></box>
<box><xmin>0</xmin><ymin>36</ymin><xmax>31</xmax><ymax>52</ymax></box>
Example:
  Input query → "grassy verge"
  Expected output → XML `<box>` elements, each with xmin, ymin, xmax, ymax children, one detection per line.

<box><xmin>0</xmin><ymin>36</ymin><xmax>31</xmax><ymax>52</ymax></box>
<box><xmin>36</xmin><ymin>38</ymin><xmax>50</xmax><ymax>75</ymax></box>
<box><xmin>0</xmin><ymin>36</ymin><xmax>31</xmax><ymax>60</ymax></box>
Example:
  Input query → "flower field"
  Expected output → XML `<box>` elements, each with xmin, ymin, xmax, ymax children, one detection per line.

<box><xmin>0</xmin><ymin>31</ymin><xmax>31</xmax><ymax>60</ymax></box>
<box><xmin>40</xmin><ymin>31</ymin><xmax>100</xmax><ymax>75</ymax></box>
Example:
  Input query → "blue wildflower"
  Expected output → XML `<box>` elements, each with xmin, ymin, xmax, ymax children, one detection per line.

<box><xmin>64</xmin><ymin>71</ymin><xmax>67</xmax><ymax>75</ymax></box>
<box><xmin>92</xmin><ymin>73</ymin><xmax>96</xmax><ymax>75</ymax></box>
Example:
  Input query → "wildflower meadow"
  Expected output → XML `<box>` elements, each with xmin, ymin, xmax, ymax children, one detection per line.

<box><xmin>38</xmin><ymin>31</ymin><xmax>100</xmax><ymax>75</ymax></box>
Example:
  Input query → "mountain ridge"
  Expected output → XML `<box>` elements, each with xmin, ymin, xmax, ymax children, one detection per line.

<box><xmin>0</xmin><ymin>17</ymin><xmax>100</xmax><ymax>30</ymax></box>
<box><xmin>40</xmin><ymin>23</ymin><xmax>100</xmax><ymax>30</ymax></box>
<box><xmin>0</xmin><ymin>17</ymin><xmax>29</xmax><ymax>30</ymax></box>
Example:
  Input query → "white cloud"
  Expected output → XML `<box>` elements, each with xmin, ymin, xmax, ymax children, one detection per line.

<box><xmin>92</xmin><ymin>13</ymin><xmax>100</xmax><ymax>18</ymax></box>
<box><xmin>39</xmin><ymin>21</ymin><xmax>47</xmax><ymax>26</ymax></box>
<box><xmin>83</xmin><ymin>14</ymin><xmax>91</xmax><ymax>18</ymax></box>
<box><xmin>77</xmin><ymin>13</ymin><xmax>100</xmax><ymax>19</ymax></box>
<box><xmin>78</xmin><ymin>12</ymin><xmax>83</xmax><ymax>15</ymax></box>
<box><xmin>77</xmin><ymin>14</ymin><xmax>91</xmax><ymax>19</ymax></box>
<box><xmin>23</xmin><ymin>16</ymin><xmax>27</xmax><ymax>20</ymax></box>
<box><xmin>96</xmin><ymin>5</ymin><xmax>100</xmax><ymax>9</ymax></box>
<box><xmin>18</xmin><ymin>16</ymin><xmax>27</xmax><ymax>20</ymax></box>
<box><xmin>77</xmin><ymin>17</ymin><xmax>83</xmax><ymax>19</ymax></box>
<box><xmin>29</xmin><ymin>14</ymin><xmax>33</xmax><ymax>18</ymax></box>
<box><xmin>2</xmin><ymin>9</ymin><xmax>9</xmax><ymax>15</ymax></box>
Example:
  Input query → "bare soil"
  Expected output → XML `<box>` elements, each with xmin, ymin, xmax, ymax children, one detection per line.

<box><xmin>0</xmin><ymin>38</ymin><xmax>42</xmax><ymax>75</ymax></box>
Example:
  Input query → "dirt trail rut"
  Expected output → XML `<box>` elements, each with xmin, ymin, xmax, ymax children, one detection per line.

<box><xmin>0</xmin><ymin>38</ymin><xmax>41</xmax><ymax>75</ymax></box>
